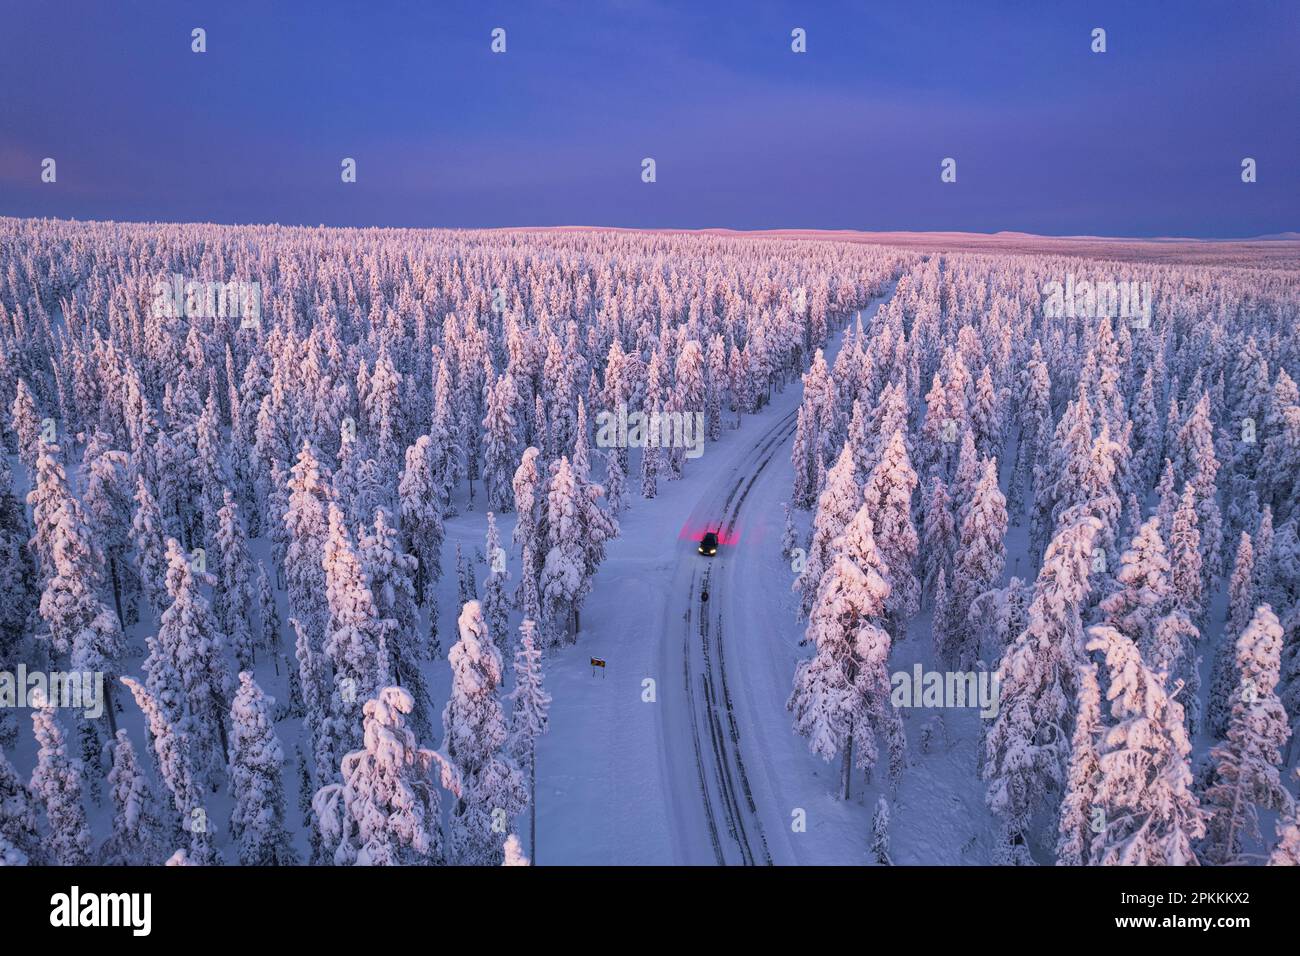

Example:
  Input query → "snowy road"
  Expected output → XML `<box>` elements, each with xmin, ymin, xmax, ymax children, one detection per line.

<box><xmin>653</xmin><ymin>285</ymin><xmax>901</xmax><ymax>865</ymax></box>
<box><xmin>662</xmin><ymin>407</ymin><xmax>798</xmax><ymax>864</ymax></box>
<box><xmin>533</xmin><ymin>285</ymin><xmax>899</xmax><ymax>865</ymax></box>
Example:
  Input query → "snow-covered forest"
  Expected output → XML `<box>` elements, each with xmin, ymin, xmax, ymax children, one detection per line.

<box><xmin>0</xmin><ymin>216</ymin><xmax>1297</xmax><ymax>866</ymax></box>
<box><xmin>786</xmin><ymin>251</ymin><xmax>1300</xmax><ymax>865</ymax></box>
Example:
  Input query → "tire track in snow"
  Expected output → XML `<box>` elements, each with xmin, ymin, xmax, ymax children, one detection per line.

<box><xmin>681</xmin><ymin>565</ymin><xmax>726</xmax><ymax>865</ymax></box>
<box><xmin>684</xmin><ymin>411</ymin><xmax>796</xmax><ymax>864</ymax></box>
<box><xmin>698</xmin><ymin>564</ymin><xmax>754</xmax><ymax>864</ymax></box>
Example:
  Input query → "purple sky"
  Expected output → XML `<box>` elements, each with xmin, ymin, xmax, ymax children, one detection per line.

<box><xmin>1</xmin><ymin>0</ymin><xmax>1296</xmax><ymax>237</ymax></box>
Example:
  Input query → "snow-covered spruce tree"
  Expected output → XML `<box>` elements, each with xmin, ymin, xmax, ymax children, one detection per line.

<box><xmin>976</xmin><ymin>576</ymin><xmax>1032</xmax><ymax>670</ymax></box>
<box><xmin>920</xmin><ymin>473</ymin><xmax>955</xmax><ymax>602</ymax></box>
<box><xmin>1154</xmin><ymin>458</ymin><xmax>1178</xmax><ymax>530</ymax></box>
<box><xmin>81</xmin><ymin>436</ymin><xmax>135</xmax><ymax>626</ymax></box>
<box><xmin>30</xmin><ymin>703</ymin><xmax>94</xmax><ymax>865</ymax></box>
<box><xmin>517</xmin><ymin>541</ymin><xmax>542</xmax><ymax>630</ymax></box>
<box><xmin>1098</xmin><ymin>513</ymin><xmax>1204</xmax><ymax>733</ymax></box>
<box><xmin>398</xmin><ymin>434</ymin><xmax>445</xmax><ymax>608</ymax></box>
<box><xmin>255</xmin><ymin>564</ymin><xmax>281</xmax><ymax>672</ymax></box>
<box><xmin>313</xmin><ymin>686</ymin><xmax>459</xmax><ymax>865</ymax></box>
<box><xmin>532</xmin><ymin>393</ymin><xmax>549</xmax><ymax>461</ymax></box>
<box><xmin>482</xmin><ymin>373</ymin><xmax>519</xmax><ymax>513</ymax></box>
<box><xmin>512</xmin><ymin>444</ymin><xmax>543</xmax><ymax>561</ymax></box>
<box><xmin>508</xmin><ymin>618</ymin><xmax>551</xmax><ymax>864</ymax></box>
<box><xmin>971</xmin><ymin>364</ymin><xmax>1002</xmax><ymax>462</ymax></box>
<box><xmin>791</xmin><ymin>401</ymin><xmax>819</xmax><ymax>511</ymax></box>
<box><xmin>984</xmin><ymin>515</ymin><xmax>1100</xmax><ymax>864</ymax></box>
<box><xmin>322</xmin><ymin>503</ymin><xmax>389</xmax><ymax>765</ymax></box>
<box><xmin>154</xmin><ymin>431</ymin><xmax>190</xmax><ymax>547</ymax></box>
<box><xmin>862</xmin><ymin>383</ymin><xmax>911</xmax><ymax>478</ymax></box>
<box><xmin>482</xmin><ymin>512</ymin><xmax>511</xmax><ymax>655</ymax></box>
<box><xmin>359</xmin><ymin>506</ymin><xmax>430</xmax><ymax>728</ymax></box>
<box><xmin>101</xmin><ymin>729</ymin><xmax>168</xmax><ymax>865</ymax></box>
<box><xmin>10</xmin><ymin>378</ymin><xmax>41</xmax><ymax>479</ymax></box>
<box><xmin>331</xmin><ymin>432</ymin><xmax>360</xmax><ymax>523</ymax></box>
<box><xmin>919</xmin><ymin>371</ymin><xmax>961</xmax><ymax>482</ymax></box>
<box><xmin>126</xmin><ymin>653</ymin><xmax>217</xmax><ymax>863</ymax></box>
<box><xmin>430</xmin><ymin>358</ymin><xmax>463</xmax><ymax>518</ymax></box>
<box><xmin>781</xmin><ymin>501</ymin><xmax>798</xmax><ymax>559</ymax></box>
<box><xmin>363</xmin><ymin>344</ymin><xmax>404</xmax><ymax>480</ymax></box>
<box><xmin>603</xmin><ymin>446</ymin><xmax>626</xmax><ymax>514</ymax></box>
<box><xmin>36</xmin><ymin>490</ymin><xmax>104</xmax><ymax>651</ymax></box>
<box><xmin>1016</xmin><ymin>343</ymin><xmax>1052</xmax><ymax>543</ymax></box>
<box><xmin>348</xmin><ymin>457</ymin><xmax>388</xmax><ymax>532</ymax></box>
<box><xmin>542</xmin><ymin>331</ymin><xmax>579</xmax><ymax>463</ymax></box>
<box><xmin>214</xmin><ymin>489</ymin><xmax>256</xmax><ymax>671</ymax></box>
<box><xmin>0</xmin><ymin>748</ymin><xmax>41</xmax><ymax>865</ymax></box>
<box><xmin>539</xmin><ymin>457</ymin><xmax>583</xmax><ymax>645</ymax></box>
<box><xmin>789</xmin><ymin>500</ymin><xmax>900</xmax><ymax>798</ymax></box>
<box><xmin>33</xmin><ymin>455</ymin><xmax>125</xmax><ymax>751</ymax></box>
<box><xmin>131</xmin><ymin>473</ymin><xmax>169</xmax><ymax>617</ymax></box>
<box><xmin>288</xmin><ymin>614</ymin><xmax>334</xmax><ymax>848</ymax></box>
<box><xmin>1065</xmin><ymin>423</ymin><xmax>1125</xmax><ymax>577</ymax></box>
<box><xmin>571</xmin><ymin>394</ymin><xmax>592</xmax><ymax>481</ymax></box>
<box><xmin>253</xmin><ymin>391</ymin><xmax>292</xmax><ymax>548</ymax></box>
<box><xmin>943</xmin><ymin>456</ymin><xmax>1007</xmax><ymax>668</ymax></box>
<box><xmin>1226</xmin><ymin>531</ymin><xmax>1257</xmax><ymax>644</ymax></box>
<box><xmin>1043</xmin><ymin>382</ymin><xmax>1091</xmax><ymax>526</ymax></box>
<box><xmin>1150</xmin><ymin>610</ymin><xmax>1203</xmax><ymax>734</ymax></box>
<box><xmin>871</xmin><ymin>795</ymin><xmax>892</xmax><ymax>865</ymax></box>
<box><xmin>283</xmin><ymin>441</ymin><xmax>331</xmax><ymax>634</ymax></box>
<box><xmin>730</xmin><ymin>342</ymin><xmax>753</xmax><ymax>425</ymax></box>
<box><xmin>672</xmin><ymin>339</ymin><xmax>706</xmax><ymax>476</ymax></box>
<box><xmin>568</xmin><ymin>451</ymin><xmax>617</xmax><ymax>636</ymax></box>
<box><xmin>1129</xmin><ymin>364</ymin><xmax>1162</xmax><ymax>496</ymax></box>
<box><xmin>951</xmin><ymin>429</ymin><xmax>981</xmax><ymax>526</ymax></box>
<box><xmin>73</xmin><ymin>601</ymin><xmax>127</xmax><ymax>750</ymax></box>
<box><xmin>1174</xmin><ymin>393</ymin><xmax>1223</xmax><ymax>581</ymax></box>
<box><xmin>1099</xmin><ymin>515</ymin><xmax>1171</xmax><ymax>650</ymax></box>
<box><xmin>1084</xmin><ymin>625</ymin><xmax>1207</xmax><ymax>865</ymax></box>
<box><xmin>1202</xmin><ymin>605</ymin><xmax>1292</xmax><ymax>865</ymax></box>
<box><xmin>1207</xmin><ymin>532</ymin><xmax>1259</xmax><ymax>736</ymax></box>
<box><xmin>706</xmin><ymin>334</ymin><xmax>727</xmax><ymax>442</ymax></box>
<box><xmin>640</xmin><ymin>349</ymin><xmax>664</xmax><ymax>499</ymax></box>
<box><xmin>0</xmin><ymin>458</ymin><xmax>36</xmax><ymax>686</ymax></box>
<box><xmin>862</xmin><ymin>429</ymin><xmax>920</xmax><ymax>638</ymax></box>
<box><xmin>28</xmin><ymin>438</ymin><xmax>95</xmax><ymax>615</ymax></box>
<box><xmin>1168</xmin><ymin>482</ymin><xmax>1204</xmax><ymax>624</ymax></box>
<box><xmin>228</xmin><ymin>672</ymin><xmax>297</xmax><ymax>865</ymax></box>
<box><xmin>444</xmin><ymin>601</ymin><xmax>527</xmax><ymax>865</ymax></box>
<box><xmin>795</xmin><ymin>444</ymin><xmax>858</xmax><ymax>621</ymax></box>
<box><xmin>194</xmin><ymin>392</ymin><xmax>232</xmax><ymax>545</ymax></box>
<box><xmin>1253</xmin><ymin>505</ymin><xmax>1276</xmax><ymax>608</ymax></box>
<box><xmin>1260</xmin><ymin>404</ymin><xmax>1300</xmax><ymax>526</ymax></box>
<box><xmin>1056</xmin><ymin>662</ymin><xmax>1102</xmax><ymax>866</ymax></box>
<box><xmin>156</xmin><ymin>537</ymin><xmax>232</xmax><ymax>781</ymax></box>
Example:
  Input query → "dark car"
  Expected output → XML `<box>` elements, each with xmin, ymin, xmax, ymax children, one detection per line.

<box><xmin>698</xmin><ymin>531</ymin><xmax>719</xmax><ymax>556</ymax></box>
